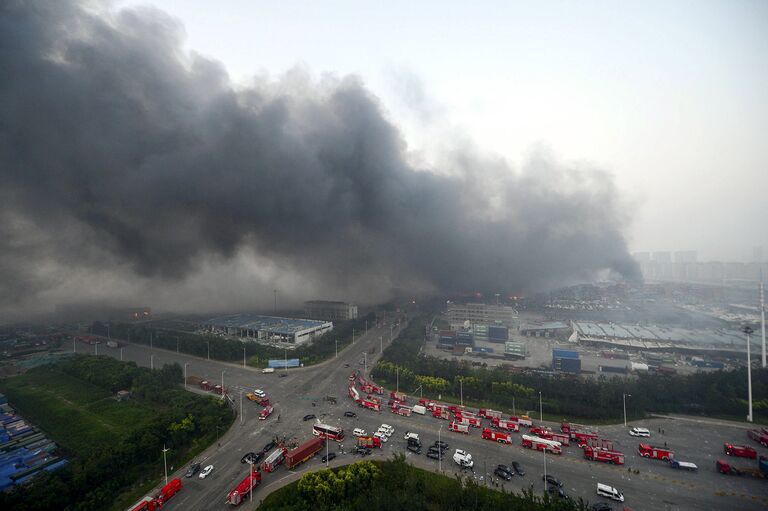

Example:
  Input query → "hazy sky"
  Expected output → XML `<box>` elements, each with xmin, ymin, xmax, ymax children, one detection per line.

<box><xmin>122</xmin><ymin>0</ymin><xmax>768</xmax><ymax>261</ymax></box>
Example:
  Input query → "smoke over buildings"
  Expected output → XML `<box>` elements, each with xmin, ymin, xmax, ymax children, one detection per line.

<box><xmin>0</xmin><ymin>1</ymin><xmax>639</xmax><ymax>319</ymax></box>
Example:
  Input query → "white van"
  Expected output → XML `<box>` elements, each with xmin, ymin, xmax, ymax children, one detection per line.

<box><xmin>596</xmin><ymin>483</ymin><xmax>624</xmax><ymax>502</ymax></box>
<box><xmin>353</xmin><ymin>428</ymin><xmax>366</xmax><ymax>437</ymax></box>
<box><xmin>628</xmin><ymin>427</ymin><xmax>650</xmax><ymax>437</ymax></box>
<box><xmin>262</xmin><ymin>368</ymin><xmax>275</xmax><ymax>374</ymax></box>
<box><xmin>412</xmin><ymin>405</ymin><xmax>427</xmax><ymax>415</ymax></box>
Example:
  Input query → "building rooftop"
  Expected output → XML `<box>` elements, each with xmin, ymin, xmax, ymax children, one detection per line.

<box><xmin>204</xmin><ymin>314</ymin><xmax>330</xmax><ymax>335</ymax></box>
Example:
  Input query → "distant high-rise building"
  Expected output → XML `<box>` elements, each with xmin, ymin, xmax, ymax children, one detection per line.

<box><xmin>633</xmin><ymin>252</ymin><xmax>651</xmax><ymax>262</ymax></box>
<box><xmin>652</xmin><ymin>251</ymin><xmax>672</xmax><ymax>264</ymax></box>
<box><xmin>304</xmin><ymin>301</ymin><xmax>358</xmax><ymax>321</ymax></box>
<box><xmin>674</xmin><ymin>251</ymin><xmax>697</xmax><ymax>263</ymax></box>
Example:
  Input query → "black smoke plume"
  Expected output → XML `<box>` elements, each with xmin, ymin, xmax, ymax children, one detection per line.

<box><xmin>0</xmin><ymin>1</ymin><xmax>639</xmax><ymax>318</ymax></box>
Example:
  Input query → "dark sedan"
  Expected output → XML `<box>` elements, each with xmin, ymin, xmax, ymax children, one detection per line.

<box><xmin>321</xmin><ymin>453</ymin><xmax>337</xmax><ymax>463</ymax></box>
<box><xmin>185</xmin><ymin>463</ymin><xmax>201</xmax><ymax>478</ymax></box>
<box><xmin>426</xmin><ymin>450</ymin><xmax>442</xmax><ymax>460</ymax></box>
<box><xmin>512</xmin><ymin>461</ymin><xmax>525</xmax><ymax>476</ymax></box>
<box><xmin>344</xmin><ymin>411</ymin><xmax>357</xmax><ymax>418</ymax></box>
<box><xmin>303</xmin><ymin>414</ymin><xmax>316</xmax><ymax>421</ymax></box>
<box><xmin>494</xmin><ymin>467</ymin><xmax>513</xmax><ymax>481</ymax></box>
<box><xmin>241</xmin><ymin>452</ymin><xmax>262</xmax><ymax>464</ymax></box>
<box><xmin>542</xmin><ymin>474</ymin><xmax>562</xmax><ymax>487</ymax></box>
<box><xmin>261</xmin><ymin>441</ymin><xmax>276</xmax><ymax>453</ymax></box>
<box><xmin>590</xmin><ymin>503</ymin><xmax>612</xmax><ymax>511</ymax></box>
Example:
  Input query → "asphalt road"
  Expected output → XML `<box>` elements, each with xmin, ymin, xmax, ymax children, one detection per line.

<box><xmin>94</xmin><ymin>315</ymin><xmax>768</xmax><ymax>511</ymax></box>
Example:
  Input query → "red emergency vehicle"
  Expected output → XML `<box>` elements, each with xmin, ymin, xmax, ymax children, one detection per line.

<box><xmin>724</xmin><ymin>443</ymin><xmax>757</xmax><ymax>459</ymax></box>
<box><xmin>584</xmin><ymin>446</ymin><xmax>625</xmax><ymax>465</ymax></box>
<box><xmin>491</xmin><ymin>417</ymin><xmax>520</xmax><ymax>432</ymax></box>
<box><xmin>638</xmin><ymin>443</ymin><xmax>674</xmax><ymax>461</ymax></box>
<box><xmin>481</xmin><ymin>428</ymin><xmax>512</xmax><ymax>444</ymax></box>
<box><xmin>448</xmin><ymin>421</ymin><xmax>470</xmax><ymax>434</ymax></box>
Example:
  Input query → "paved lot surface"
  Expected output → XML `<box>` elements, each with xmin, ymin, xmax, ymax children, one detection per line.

<box><xmin>94</xmin><ymin>316</ymin><xmax>768</xmax><ymax>511</ymax></box>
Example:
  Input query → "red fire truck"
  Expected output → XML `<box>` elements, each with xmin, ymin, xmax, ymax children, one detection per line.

<box><xmin>479</xmin><ymin>408</ymin><xmax>504</xmax><ymax>419</ymax></box>
<box><xmin>638</xmin><ymin>443</ymin><xmax>674</xmax><ymax>461</ymax></box>
<box><xmin>454</xmin><ymin>416</ymin><xmax>482</xmax><ymax>428</ymax></box>
<box><xmin>530</xmin><ymin>427</ymin><xmax>570</xmax><ymax>446</ymax></box>
<box><xmin>391</xmin><ymin>405</ymin><xmax>412</xmax><ymax>417</ymax></box>
<box><xmin>261</xmin><ymin>448</ymin><xmax>287</xmax><ymax>472</ymax></box>
<box><xmin>510</xmin><ymin>415</ymin><xmax>533</xmax><ymax>428</ymax></box>
<box><xmin>361</xmin><ymin>398</ymin><xmax>381</xmax><ymax>412</ymax></box>
<box><xmin>748</xmin><ymin>429</ymin><xmax>768</xmax><ymax>448</ymax></box>
<box><xmin>258</xmin><ymin>405</ymin><xmax>274</xmax><ymax>420</ymax></box>
<box><xmin>481</xmin><ymin>428</ymin><xmax>512</xmax><ymax>444</ymax></box>
<box><xmin>560</xmin><ymin>421</ymin><xmax>587</xmax><ymax>434</ymax></box>
<box><xmin>521</xmin><ymin>435</ymin><xmax>562</xmax><ymax>454</ymax></box>
<box><xmin>448</xmin><ymin>421</ymin><xmax>470</xmax><ymax>434</ymax></box>
<box><xmin>357</xmin><ymin>436</ymin><xmax>383</xmax><ymax>449</ymax></box>
<box><xmin>432</xmin><ymin>407</ymin><xmax>451</xmax><ymax>420</ymax></box>
<box><xmin>571</xmin><ymin>431</ymin><xmax>599</xmax><ymax>446</ymax></box>
<box><xmin>491</xmin><ymin>417</ymin><xmax>520</xmax><ymax>432</ymax></box>
<box><xmin>226</xmin><ymin>468</ymin><xmax>261</xmax><ymax>505</ymax></box>
<box><xmin>390</xmin><ymin>391</ymin><xmax>407</xmax><ymax>403</ymax></box>
<box><xmin>584</xmin><ymin>446</ymin><xmax>625</xmax><ymax>465</ymax></box>
<box><xmin>724</xmin><ymin>443</ymin><xmax>757</xmax><ymax>459</ymax></box>
<box><xmin>127</xmin><ymin>479</ymin><xmax>183</xmax><ymax>511</ymax></box>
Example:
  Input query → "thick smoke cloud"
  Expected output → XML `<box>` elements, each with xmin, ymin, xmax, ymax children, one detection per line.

<box><xmin>0</xmin><ymin>1</ymin><xmax>639</xmax><ymax>318</ymax></box>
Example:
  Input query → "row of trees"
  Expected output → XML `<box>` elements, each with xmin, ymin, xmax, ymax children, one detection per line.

<box><xmin>0</xmin><ymin>356</ymin><xmax>232</xmax><ymax>511</ymax></box>
<box><xmin>261</xmin><ymin>456</ymin><xmax>585</xmax><ymax>511</ymax></box>
<box><xmin>96</xmin><ymin>311</ymin><xmax>375</xmax><ymax>367</ymax></box>
<box><xmin>371</xmin><ymin>316</ymin><xmax>768</xmax><ymax>422</ymax></box>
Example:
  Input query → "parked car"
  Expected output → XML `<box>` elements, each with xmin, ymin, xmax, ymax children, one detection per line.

<box><xmin>354</xmin><ymin>446</ymin><xmax>372</xmax><ymax>456</ymax></box>
<box><xmin>199</xmin><ymin>465</ymin><xmax>214</xmax><ymax>479</ymax></box>
<box><xmin>512</xmin><ymin>461</ymin><xmax>525</xmax><ymax>476</ymax></box>
<box><xmin>185</xmin><ymin>463</ymin><xmax>201</xmax><ymax>478</ymax></box>
<box><xmin>321</xmin><ymin>453</ymin><xmax>337</xmax><ymax>463</ymax></box>
<box><xmin>381</xmin><ymin>424</ymin><xmax>394</xmax><ymax>436</ymax></box>
<box><xmin>629</xmin><ymin>427</ymin><xmax>651</xmax><ymax>437</ymax></box>
<box><xmin>303</xmin><ymin>414</ymin><xmax>316</xmax><ymax>421</ymax></box>
<box><xmin>426</xmin><ymin>450</ymin><xmax>442</xmax><ymax>460</ymax></box>
<box><xmin>548</xmin><ymin>486</ymin><xmax>570</xmax><ymax>500</ymax></box>
<box><xmin>496</xmin><ymin>464</ymin><xmax>514</xmax><ymax>476</ymax></box>
<box><xmin>344</xmin><ymin>363</ymin><xmax>350</xmax><ymax>368</ymax></box>
<box><xmin>407</xmin><ymin>444</ymin><xmax>422</xmax><ymax>454</ymax></box>
<box><xmin>353</xmin><ymin>428</ymin><xmax>367</xmax><ymax>437</ymax></box>
<box><xmin>374</xmin><ymin>431</ymin><xmax>388</xmax><ymax>442</ymax></box>
<box><xmin>254</xmin><ymin>389</ymin><xmax>266</xmax><ymax>397</ymax></box>
<box><xmin>590</xmin><ymin>503</ymin><xmax>613</xmax><ymax>511</ymax></box>
<box><xmin>344</xmin><ymin>411</ymin><xmax>357</xmax><ymax>418</ymax></box>
<box><xmin>241</xmin><ymin>452</ymin><xmax>262</xmax><ymax>464</ymax></box>
<box><xmin>543</xmin><ymin>475</ymin><xmax>562</xmax><ymax>487</ymax></box>
<box><xmin>494</xmin><ymin>467</ymin><xmax>513</xmax><ymax>480</ymax></box>
<box><xmin>434</xmin><ymin>440</ymin><xmax>449</xmax><ymax>450</ymax></box>
<box><xmin>279</xmin><ymin>373</ymin><xmax>287</xmax><ymax>378</ymax></box>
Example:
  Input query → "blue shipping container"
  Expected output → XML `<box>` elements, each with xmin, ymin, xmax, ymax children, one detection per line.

<box><xmin>552</xmin><ymin>349</ymin><xmax>579</xmax><ymax>359</ymax></box>
<box><xmin>554</xmin><ymin>357</ymin><xmax>581</xmax><ymax>373</ymax></box>
<box><xmin>268</xmin><ymin>358</ymin><xmax>301</xmax><ymax>369</ymax></box>
<box><xmin>488</xmin><ymin>326</ymin><xmax>509</xmax><ymax>342</ymax></box>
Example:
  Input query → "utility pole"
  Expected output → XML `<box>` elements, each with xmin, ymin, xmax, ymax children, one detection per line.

<box><xmin>162</xmin><ymin>445</ymin><xmax>169</xmax><ymax>485</ymax></box>
<box><xmin>539</xmin><ymin>392</ymin><xmax>543</xmax><ymax>422</ymax></box>
<box><xmin>623</xmin><ymin>393</ymin><xmax>631</xmax><ymax>427</ymax></box>
<box><xmin>743</xmin><ymin>325</ymin><xmax>754</xmax><ymax>422</ymax></box>
<box><xmin>761</xmin><ymin>278</ymin><xmax>766</xmax><ymax>368</ymax></box>
<box><xmin>352</xmin><ymin>329</ymin><xmax>355</xmax><ymax>344</ymax></box>
<box><xmin>380</xmin><ymin>336</ymin><xmax>383</xmax><ymax>354</ymax></box>
<box><xmin>543</xmin><ymin>444</ymin><xmax>547</xmax><ymax>493</ymax></box>
<box><xmin>513</xmin><ymin>396</ymin><xmax>516</xmax><ymax>417</ymax></box>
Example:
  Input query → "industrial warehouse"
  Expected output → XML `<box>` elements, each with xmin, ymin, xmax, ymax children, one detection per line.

<box><xmin>201</xmin><ymin>314</ymin><xmax>333</xmax><ymax>347</ymax></box>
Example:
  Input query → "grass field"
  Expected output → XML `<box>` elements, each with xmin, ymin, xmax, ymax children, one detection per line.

<box><xmin>0</xmin><ymin>366</ymin><xmax>158</xmax><ymax>456</ymax></box>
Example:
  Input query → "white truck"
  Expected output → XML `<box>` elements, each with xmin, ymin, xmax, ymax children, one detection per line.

<box><xmin>453</xmin><ymin>449</ymin><xmax>473</xmax><ymax>468</ymax></box>
<box><xmin>412</xmin><ymin>405</ymin><xmax>427</xmax><ymax>415</ymax></box>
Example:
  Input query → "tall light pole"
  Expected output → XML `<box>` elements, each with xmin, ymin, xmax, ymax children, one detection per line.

<box><xmin>380</xmin><ymin>336</ymin><xmax>383</xmax><ymax>354</ymax></box>
<box><xmin>162</xmin><ymin>445</ymin><xmax>169</xmax><ymax>485</ymax></box>
<box><xmin>150</xmin><ymin>330</ymin><xmax>153</xmax><ymax>351</ymax></box>
<box><xmin>326</xmin><ymin>437</ymin><xmax>329</xmax><ymax>468</ymax></box>
<box><xmin>438</xmin><ymin>424</ymin><xmax>443</xmax><ymax>473</ymax></box>
<box><xmin>761</xmin><ymin>279</ymin><xmax>766</xmax><ymax>368</ymax></box>
<box><xmin>221</xmin><ymin>370</ymin><xmax>225</xmax><ymax>397</ymax></box>
<box><xmin>542</xmin><ymin>444</ymin><xmax>547</xmax><ymax>494</ymax></box>
<box><xmin>150</xmin><ymin>354</ymin><xmax>154</xmax><ymax>370</ymax></box>
<box><xmin>284</xmin><ymin>349</ymin><xmax>288</xmax><ymax>376</ymax></box>
<box><xmin>623</xmin><ymin>393</ymin><xmax>631</xmax><ymax>427</ymax></box>
<box><xmin>335</xmin><ymin>339</ymin><xmax>338</xmax><ymax>358</ymax></box>
<box><xmin>73</xmin><ymin>338</ymin><xmax>76</xmax><ymax>353</ymax></box>
<box><xmin>176</xmin><ymin>337</ymin><xmax>179</xmax><ymax>353</ymax></box>
<box><xmin>743</xmin><ymin>326</ymin><xmax>754</xmax><ymax>423</ymax></box>
<box><xmin>512</xmin><ymin>396</ymin><xmax>516</xmax><ymax>417</ymax></box>
<box><xmin>460</xmin><ymin>379</ymin><xmax>463</xmax><ymax>407</ymax></box>
<box><xmin>184</xmin><ymin>363</ymin><xmax>188</xmax><ymax>390</ymax></box>
<box><xmin>396</xmin><ymin>368</ymin><xmax>399</xmax><ymax>393</ymax></box>
<box><xmin>539</xmin><ymin>391</ymin><xmax>543</xmax><ymax>423</ymax></box>
<box><xmin>207</xmin><ymin>341</ymin><xmax>210</xmax><ymax>361</ymax></box>
<box><xmin>363</xmin><ymin>352</ymin><xmax>367</xmax><ymax>373</ymax></box>
<box><xmin>243</xmin><ymin>347</ymin><xmax>247</xmax><ymax>368</ymax></box>
<box><xmin>240</xmin><ymin>390</ymin><xmax>244</xmax><ymax>425</ymax></box>
<box><xmin>94</xmin><ymin>342</ymin><xmax>98</xmax><ymax>356</ymax></box>
<box><xmin>120</xmin><ymin>348</ymin><xmax>123</xmax><ymax>361</ymax></box>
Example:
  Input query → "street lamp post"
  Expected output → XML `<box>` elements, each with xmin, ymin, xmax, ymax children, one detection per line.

<box><xmin>380</xmin><ymin>336</ymin><xmax>383</xmax><ymax>354</ymax></box>
<box><xmin>221</xmin><ymin>370</ymin><xmax>225</xmax><ymax>397</ymax></box>
<box><xmin>243</xmin><ymin>347</ymin><xmax>246</xmax><ymax>368</ymax></box>
<box><xmin>512</xmin><ymin>396</ymin><xmax>516</xmax><ymax>417</ymax></box>
<box><xmin>335</xmin><ymin>339</ymin><xmax>338</xmax><ymax>358</ymax></box>
<box><xmin>623</xmin><ymin>393</ymin><xmax>631</xmax><ymax>427</ymax></box>
<box><xmin>207</xmin><ymin>341</ymin><xmax>210</xmax><ymax>361</ymax></box>
<box><xmin>396</xmin><ymin>368</ymin><xmax>399</xmax><ymax>393</ymax></box>
<box><xmin>150</xmin><ymin>354</ymin><xmax>154</xmax><ymax>370</ymax></box>
<box><xmin>439</xmin><ymin>424</ymin><xmax>443</xmax><ymax>472</ymax></box>
<box><xmin>326</xmin><ymin>437</ymin><xmax>329</xmax><ymax>468</ymax></box>
<box><xmin>73</xmin><ymin>339</ymin><xmax>76</xmax><ymax>353</ymax></box>
<box><xmin>150</xmin><ymin>331</ymin><xmax>153</xmax><ymax>351</ymax></box>
<box><xmin>543</xmin><ymin>445</ymin><xmax>547</xmax><ymax>494</ymax></box>
<box><xmin>240</xmin><ymin>390</ymin><xmax>244</xmax><ymax>425</ymax></box>
<box><xmin>120</xmin><ymin>348</ymin><xmax>123</xmax><ymax>361</ymax></box>
<box><xmin>539</xmin><ymin>392</ymin><xmax>543</xmax><ymax>423</ymax></box>
<box><xmin>743</xmin><ymin>326</ymin><xmax>754</xmax><ymax>422</ymax></box>
<box><xmin>184</xmin><ymin>363</ymin><xmax>188</xmax><ymax>390</ymax></box>
<box><xmin>162</xmin><ymin>445</ymin><xmax>169</xmax><ymax>485</ymax></box>
<box><xmin>460</xmin><ymin>379</ymin><xmax>463</xmax><ymax>407</ymax></box>
<box><xmin>94</xmin><ymin>343</ymin><xmax>98</xmax><ymax>356</ymax></box>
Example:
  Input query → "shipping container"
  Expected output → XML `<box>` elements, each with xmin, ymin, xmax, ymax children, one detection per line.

<box><xmin>552</xmin><ymin>349</ymin><xmax>579</xmax><ymax>359</ymax></box>
<box><xmin>599</xmin><ymin>365</ymin><xmax>629</xmax><ymax>374</ymax></box>
<box><xmin>554</xmin><ymin>357</ymin><xmax>581</xmax><ymax>373</ymax></box>
<box><xmin>488</xmin><ymin>326</ymin><xmax>509</xmax><ymax>342</ymax></box>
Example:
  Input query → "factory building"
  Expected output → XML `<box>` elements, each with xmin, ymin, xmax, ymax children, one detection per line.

<box><xmin>203</xmin><ymin>313</ymin><xmax>333</xmax><ymax>346</ymax></box>
<box><xmin>446</xmin><ymin>301</ymin><xmax>517</xmax><ymax>329</ymax></box>
<box><xmin>304</xmin><ymin>300</ymin><xmax>358</xmax><ymax>321</ymax></box>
